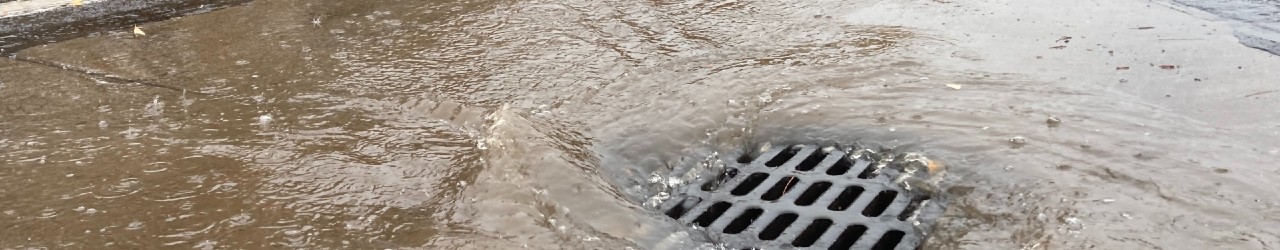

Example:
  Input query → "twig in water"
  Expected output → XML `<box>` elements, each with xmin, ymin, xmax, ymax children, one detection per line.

<box><xmin>782</xmin><ymin>176</ymin><xmax>796</xmax><ymax>194</ymax></box>
<box><xmin>11</xmin><ymin>55</ymin><xmax>209</xmax><ymax>95</ymax></box>
<box><xmin>1245</xmin><ymin>89</ymin><xmax>1279</xmax><ymax>97</ymax></box>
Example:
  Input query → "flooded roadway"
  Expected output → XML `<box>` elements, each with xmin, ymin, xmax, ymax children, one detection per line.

<box><xmin>2</xmin><ymin>0</ymin><xmax>1279</xmax><ymax>249</ymax></box>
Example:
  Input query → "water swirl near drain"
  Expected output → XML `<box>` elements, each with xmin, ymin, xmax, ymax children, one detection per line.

<box><xmin>658</xmin><ymin>144</ymin><xmax>946</xmax><ymax>250</ymax></box>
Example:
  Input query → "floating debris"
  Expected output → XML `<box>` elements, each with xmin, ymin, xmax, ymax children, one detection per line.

<box><xmin>1245</xmin><ymin>89</ymin><xmax>1278</xmax><ymax>98</ymax></box>
<box><xmin>1009</xmin><ymin>136</ymin><xmax>1028</xmax><ymax>148</ymax></box>
<box><xmin>1046</xmin><ymin>116</ymin><xmax>1062</xmax><ymax>128</ymax></box>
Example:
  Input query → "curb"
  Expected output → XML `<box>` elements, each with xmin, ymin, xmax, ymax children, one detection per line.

<box><xmin>0</xmin><ymin>0</ymin><xmax>248</xmax><ymax>55</ymax></box>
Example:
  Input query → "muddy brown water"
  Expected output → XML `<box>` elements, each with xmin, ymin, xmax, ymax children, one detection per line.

<box><xmin>2</xmin><ymin>0</ymin><xmax>1279</xmax><ymax>249</ymax></box>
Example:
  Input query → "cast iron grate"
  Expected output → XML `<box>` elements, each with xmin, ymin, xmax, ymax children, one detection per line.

<box><xmin>660</xmin><ymin>144</ymin><xmax>941</xmax><ymax>250</ymax></box>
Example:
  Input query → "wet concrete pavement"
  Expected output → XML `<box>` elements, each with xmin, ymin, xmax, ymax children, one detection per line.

<box><xmin>2</xmin><ymin>0</ymin><xmax>1279</xmax><ymax>249</ymax></box>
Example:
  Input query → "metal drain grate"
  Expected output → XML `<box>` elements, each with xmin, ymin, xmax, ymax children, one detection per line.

<box><xmin>660</xmin><ymin>144</ymin><xmax>941</xmax><ymax>250</ymax></box>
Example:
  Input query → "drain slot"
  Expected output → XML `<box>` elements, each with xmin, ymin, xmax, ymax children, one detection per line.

<box><xmin>702</xmin><ymin>168</ymin><xmax>739</xmax><ymax>191</ymax></box>
<box><xmin>856</xmin><ymin>161</ymin><xmax>877</xmax><ymax>179</ymax></box>
<box><xmin>795</xmin><ymin>182</ymin><xmax>833</xmax><ymax>206</ymax></box>
<box><xmin>795</xmin><ymin>150</ymin><xmax>827</xmax><ymax>171</ymax></box>
<box><xmin>761</xmin><ymin>176</ymin><xmax>800</xmax><ymax>201</ymax></box>
<box><xmin>826</xmin><ymin>156</ymin><xmax>855</xmax><ymax>175</ymax></box>
<box><xmin>731</xmin><ymin>173</ymin><xmax>770</xmax><ymax>196</ymax></box>
<box><xmin>830</xmin><ymin>225</ymin><xmax>869</xmax><ymax>250</ymax></box>
<box><xmin>723</xmin><ymin>208</ymin><xmax>764</xmax><ymax>234</ymax></box>
<box><xmin>791</xmin><ymin>218</ymin><xmax>834</xmax><ymax>247</ymax></box>
<box><xmin>693</xmin><ymin>202</ymin><xmax>733</xmax><ymax>227</ymax></box>
<box><xmin>872</xmin><ymin>230</ymin><xmax>906</xmax><ymax>250</ymax></box>
<box><xmin>764</xmin><ymin>147</ymin><xmax>799</xmax><ymax>167</ymax></box>
<box><xmin>758</xmin><ymin>213</ymin><xmax>798</xmax><ymax>240</ymax></box>
<box><xmin>861</xmin><ymin>190</ymin><xmax>898</xmax><ymax>217</ymax></box>
<box><xmin>828</xmin><ymin>186</ymin><xmax>865</xmax><ymax>211</ymax></box>
<box><xmin>898</xmin><ymin>195</ymin><xmax>930</xmax><ymax>221</ymax></box>
<box><xmin>665</xmin><ymin>197</ymin><xmax>701</xmax><ymax>219</ymax></box>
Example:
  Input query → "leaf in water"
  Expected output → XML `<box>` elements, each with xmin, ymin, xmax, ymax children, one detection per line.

<box><xmin>72</xmin><ymin>0</ymin><xmax>83</xmax><ymax>7</ymax></box>
<box><xmin>945</xmin><ymin>84</ymin><xmax>962</xmax><ymax>90</ymax></box>
<box><xmin>926</xmin><ymin>160</ymin><xmax>946</xmax><ymax>175</ymax></box>
<box><xmin>133</xmin><ymin>26</ymin><xmax>146</xmax><ymax>36</ymax></box>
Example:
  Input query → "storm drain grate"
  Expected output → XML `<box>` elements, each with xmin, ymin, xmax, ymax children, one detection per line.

<box><xmin>660</xmin><ymin>144</ymin><xmax>942</xmax><ymax>250</ymax></box>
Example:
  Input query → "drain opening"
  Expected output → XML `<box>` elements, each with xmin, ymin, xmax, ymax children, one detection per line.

<box><xmin>693</xmin><ymin>202</ymin><xmax>734</xmax><ymax>227</ymax></box>
<box><xmin>829</xmin><ymin>225</ymin><xmax>868</xmax><ymax>250</ymax></box>
<box><xmin>731</xmin><ymin>173</ymin><xmax>770</xmax><ymax>196</ymax></box>
<box><xmin>795</xmin><ymin>150</ymin><xmax>827</xmax><ymax>171</ymax></box>
<box><xmin>862</xmin><ymin>190</ymin><xmax>899</xmax><ymax>217</ymax></box>
<box><xmin>827</xmin><ymin>186</ymin><xmax>865</xmax><ymax>211</ymax></box>
<box><xmin>898</xmin><ymin>195</ymin><xmax>930</xmax><ymax>221</ymax></box>
<box><xmin>758</xmin><ymin>213</ymin><xmax>798</xmax><ymax>240</ymax></box>
<box><xmin>723</xmin><ymin>208</ymin><xmax>764</xmax><ymax>234</ymax></box>
<box><xmin>825</xmin><ymin>156</ymin><xmax>855</xmax><ymax>175</ymax></box>
<box><xmin>761</xmin><ymin>176</ymin><xmax>800</xmax><ymax>201</ymax></box>
<box><xmin>791</xmin><ymin>218</ymin><xmax>834</xmax><ymax>247</ymax></box>
<box><xmin>737</xmin><ymin>153</ymin><xmax>755</xmax><ymax>164</ymax></box>
<box><xmin>871</xmin><ymin>230</ymin><xmax>906</xmax><ymax>250</ymax></box>
<box><xmin>765</xmin><ymin>146</ymin><xmax>800</xmax><ymax>167</ymax></box>
<box><xmin>665</xmin><ymin>197</ymin><xmax>702</xmax><ymax>219</ymax></box>
<box><xmin>702</xmin><ymin>168</ymin><xmax>740</xmax><ymax>191</ymax></box>
<box><xmin>795</xmin><ymin>182</ymin><xmax>833</xmax><ymax>206</ymax></box>
<box><xmin>856</xmin><ymin>162</ymin><xmax>877</xmax><ymax>179</ymax></box>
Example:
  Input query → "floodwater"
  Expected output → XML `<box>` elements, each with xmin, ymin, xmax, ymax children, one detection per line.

<box><xmin>2</xmin><ymin>0</ymin><xmax>1279</xmax><ymax>249</ymax></box>
<box><xmin>1171</xmin><ymin>0</ymin><xmax>1280</xmax><ymax>55</ymax></box>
